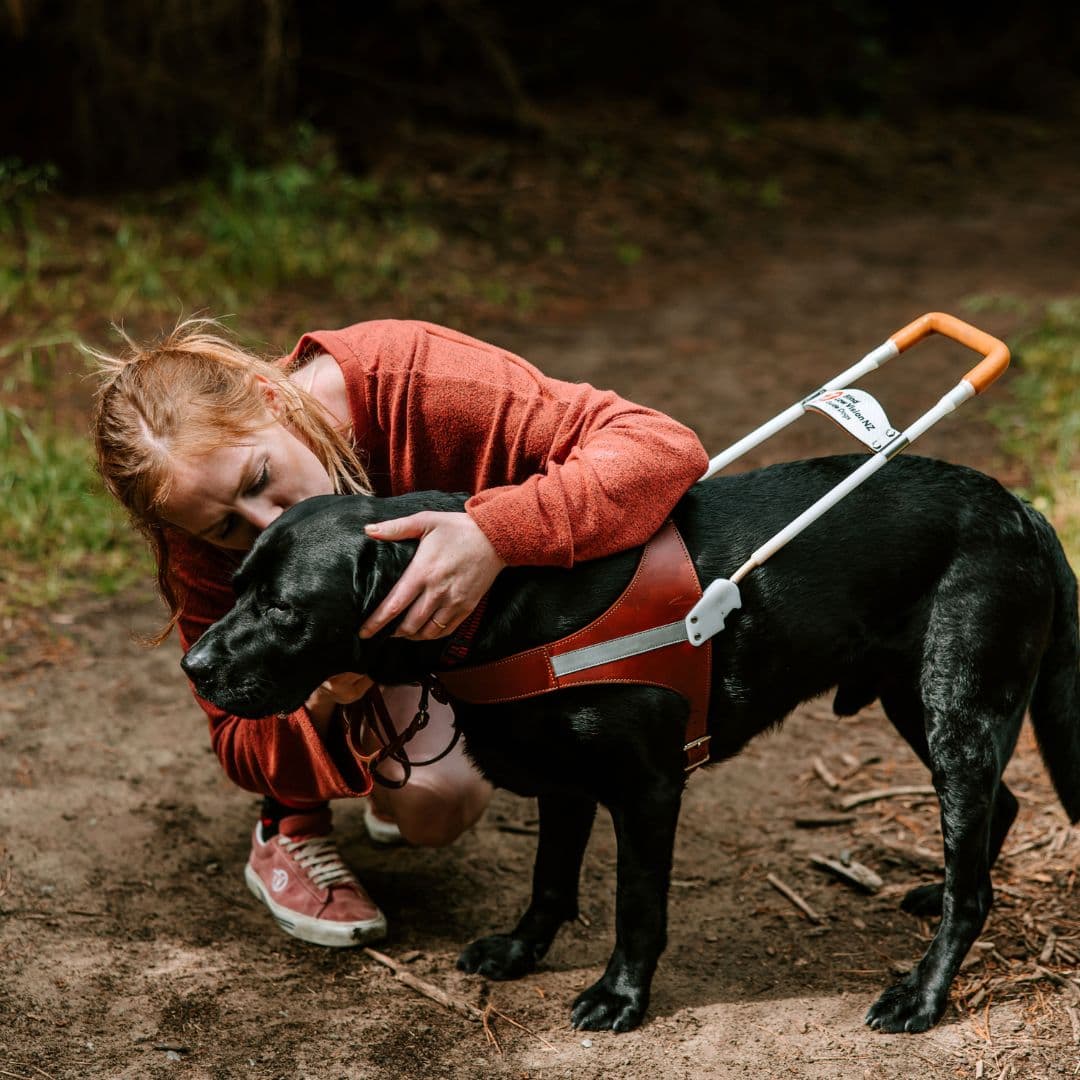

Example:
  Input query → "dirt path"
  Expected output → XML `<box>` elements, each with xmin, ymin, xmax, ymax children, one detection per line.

<box><xmin>3</xmin><ymin>167</ymin><xmax>1080</xmax><ymax>1079</ymax></box>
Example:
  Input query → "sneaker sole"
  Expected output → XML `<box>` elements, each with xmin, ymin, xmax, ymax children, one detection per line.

<box><xmin>244</xmin><ymin>863</ymin><xmax>388</xmax><ymax>948</ymax></box>
<box><xmin>363</xmin><ymin>803</ymin><xmax>405</xmax><ymax>846</ymax></box>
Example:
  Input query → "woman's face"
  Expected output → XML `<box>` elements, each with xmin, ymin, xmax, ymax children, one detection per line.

<box><xmin>161</xmin><ymin>408</ymin><xmax>334</xmax><ymax>551</ymax></box>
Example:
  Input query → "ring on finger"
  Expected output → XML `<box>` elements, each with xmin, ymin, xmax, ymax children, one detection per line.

<box><xmin>430</xmin><ymin>615</ymin><xmax>449</xmax><ymax>630</ymax></box>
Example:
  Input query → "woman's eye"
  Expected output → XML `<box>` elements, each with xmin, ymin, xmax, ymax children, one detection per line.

<box><xmin>249</xmin><ymin>461</ymin><xmax>270</xmax><ymax>496</ymax></box>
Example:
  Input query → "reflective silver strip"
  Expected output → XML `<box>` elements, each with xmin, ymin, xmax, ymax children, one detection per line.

<box><xmin>550</xmin><ymin>620</ymin><xmax>690</xmax><ymax>677</ymax></box>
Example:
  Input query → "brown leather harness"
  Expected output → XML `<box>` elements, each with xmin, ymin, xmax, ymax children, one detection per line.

<box><xmin>359</xmin><ymin>521</ymin><xmax>712</xmax><ymax>784</ymax></box>
<box><xmin>432</xmin><ymin>521</ymin><xmax>712</xmax><ymax>773</ymax></box>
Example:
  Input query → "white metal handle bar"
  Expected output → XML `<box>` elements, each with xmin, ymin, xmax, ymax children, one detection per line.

<box><xmin>701</xmin><ymin>311</ymin><xmax>1010</xmax><ymax>482</ymax></box>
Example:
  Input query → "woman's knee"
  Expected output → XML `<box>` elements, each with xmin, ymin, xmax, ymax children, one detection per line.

<box><xmin>392</xmin><ymin>774</ymin><xmax>492</xmax><ymax>847</ymax></box>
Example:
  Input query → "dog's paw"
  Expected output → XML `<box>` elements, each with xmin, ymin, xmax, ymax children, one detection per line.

<box><xmin>456</xmin><ymin>934</ymin><xmax>536</xmax><ymax>981</ymax></box>
<box><xmin>865</xmin><ymin>973</ymin><xmax>943</xmax><ymax>1033</ymax></box>
<box><xmin>571</xmin><ymin>977</ymin><xmax>648</xmax><ymax>1032</ymax></box>
<box><xmin>900</xmin><ymin>883</ymin><xmax>944</xmax><ymax>918</ymax></box>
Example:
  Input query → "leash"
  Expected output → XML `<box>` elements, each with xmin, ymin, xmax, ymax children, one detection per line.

<box><xmin>347</xmin><ymin>596</ymin><xmax>489</xmax><ymax>788</ymax></box>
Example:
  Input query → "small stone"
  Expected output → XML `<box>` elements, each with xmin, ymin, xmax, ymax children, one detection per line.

<box><xmin>166</xmin><ymin>1050</ymin><xmax>182</xmax><ymax>1062</ymax></box>
<box><xmin>852</xmin><ymin>918</ymin><xmax>867</xmax><ymax>930</ymax></box>
<box><xmin>581</xmin><ymin>1038</ymin><xmax>593</xmax><ymax>1048</ymax></box>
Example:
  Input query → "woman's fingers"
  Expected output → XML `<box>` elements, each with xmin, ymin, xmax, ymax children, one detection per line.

<box><xmin>357</xmin><ymin>510</ymin><xmax>505</xmax><ymax>640</ymax></box>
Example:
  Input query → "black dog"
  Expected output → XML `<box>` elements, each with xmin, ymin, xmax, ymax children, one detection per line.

<box><xmin>181</xmin><ymin>455</ymin><xmax>1080</xmax><ymax>1034</ymax></box>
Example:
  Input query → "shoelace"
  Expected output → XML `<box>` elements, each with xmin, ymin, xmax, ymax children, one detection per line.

<box><xmin>278</xmin><ymin>834</ymin><xmax>358</xmax><ymax>890</ymax></box>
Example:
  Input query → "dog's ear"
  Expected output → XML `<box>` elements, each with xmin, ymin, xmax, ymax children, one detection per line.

<box><xmin>352</xmin><ymin>535</ymin><xmax>418</xmax><ymax>623</ymax></box>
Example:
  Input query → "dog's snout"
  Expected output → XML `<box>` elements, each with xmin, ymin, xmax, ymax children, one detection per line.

<box><xmin>180</xmin><ymin>640</ymin><xmax>215</xmax><ymax>683</ymax></box>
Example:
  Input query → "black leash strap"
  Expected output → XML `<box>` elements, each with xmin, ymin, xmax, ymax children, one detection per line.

<box><xmin>347</xmin><ymin>680</ymin><xmax>462</xmax><ymax>790</ymax></box>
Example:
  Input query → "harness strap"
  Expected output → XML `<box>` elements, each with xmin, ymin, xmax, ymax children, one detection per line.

<box><xmin>434</xmin><ymin>521</ymin><xmax>712</xmax><ymax>772</ymax></box>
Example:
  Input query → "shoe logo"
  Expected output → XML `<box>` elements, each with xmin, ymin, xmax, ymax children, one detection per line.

<box><xmin>271</xmin><ymin>869</ymin><xmax>289</xmax><ymax>893</ymax></box>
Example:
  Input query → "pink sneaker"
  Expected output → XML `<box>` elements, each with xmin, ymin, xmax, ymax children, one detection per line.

<box><xmin>244</xmin><ymin>808</ymin><xmax>387</xmax><ymax>947</ymax></box>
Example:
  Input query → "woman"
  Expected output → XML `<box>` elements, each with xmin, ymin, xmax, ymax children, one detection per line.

<box><xmin>92</xmin><ymin>316</ymin><xmax>708</xmax><ymax>948</ymax></box>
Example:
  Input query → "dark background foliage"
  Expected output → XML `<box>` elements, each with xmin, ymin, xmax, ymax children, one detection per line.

<box><xmin>5</xmin><ymin>0</ymin><xmax>1079</xmax><ymax>190</ymax></box>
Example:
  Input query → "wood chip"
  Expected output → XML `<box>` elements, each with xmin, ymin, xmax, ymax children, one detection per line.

<box><xmin>1039</xmin><ymin>930</ymin><xmax>1056</xmax><ymax>965</ymax></box>
<box><xmin>794</xmin><ymin>815</ymin><xmax>857</xmax><ymax>829</ymax></box>
<box><xmin>869</xmin><ymin>835</ymin><xmax>942</xmax><ymax>871</ymax></box>
<box><xmin>809</xmin><ymin>854</ymin><xmax>883</xmax><ymax>894</ymax></box>
<box><xmin>1067</xmin><ymin>1005</ymin><xmax>1080</xmax><ymax>1045</ymax></box>
<box><xmin>812</xmin><ymin>756</ymin><xmax>840</xmax><ymax>791</ymax></box>
<box><xmin>766</xmin><ymin>872</ymin><xmax>824</xmax><ymax>924</ymax></box>
<box><xmin>838</xmin><ymin>785</ymin><xmax>936</xmax><ymax>810</ymax></box>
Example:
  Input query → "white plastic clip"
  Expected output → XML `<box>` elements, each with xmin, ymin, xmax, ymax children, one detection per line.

<box><xmin>685</xmin><ymin>578</ymin><xmax>742</xmax><ymax>646</ymax></box>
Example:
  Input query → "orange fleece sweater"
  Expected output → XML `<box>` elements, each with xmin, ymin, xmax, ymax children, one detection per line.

<box><xmin>168</xmin><ymin>320</ymin><xmax>708</xmax><ymax>803</ymax></box>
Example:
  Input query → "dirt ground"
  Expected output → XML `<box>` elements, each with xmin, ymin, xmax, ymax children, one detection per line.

<box><xmin>3</xmin><ymin>135</ymin><xmax>1080</xmax><ymax>1079</ymax></box>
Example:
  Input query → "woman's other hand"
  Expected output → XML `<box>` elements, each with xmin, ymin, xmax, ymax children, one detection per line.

<box><xmin>358</xmin><ymin>512</ymin><xmax>505</xmax><ymax>640</ymax></box>
<box><xmin>304</xmin><ymin>673</ymin><xmax>374</xmax><ymax>735</ymax></box>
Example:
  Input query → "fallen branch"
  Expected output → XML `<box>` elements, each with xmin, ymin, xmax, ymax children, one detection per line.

<box><xmin>1002</xmin><ymin>833</ymin><xmax>1057</xmax><ymax>859</ymax></box>
<box><xmin>809</xmin><ymin>854</ymin><xmax>883</xmax><ymax>894</ymax></box>
<box><xmin>1067</xmin><ymin>1005</ymin><xmax>1080</xmax><ymax>1045</ymax></box>
<box><xmin>358</xmin><ymin>947</ymin><xmax>482</xmax><ymax>1022</ymax></box>
<box><xmin>766</xmin><ymin>872</ymin><xmax>824</xmax><ymax>923</ymax></box>
<box><xmin>1039</xmin><ymin>930</ymin><xmax>1057</xmax><ymax>965</ymax></box>
<box><xmin>1033</xmin><ymin>965</ymin><xmax>1080</xmax><ymax>1002</ymax></box>
<box><xmin>794</xmin><ymin>815</ymin><xmax>857</xmax><ymax>829</ymax></box>
<box><xmin>358</xmin><ymin>948</ymin><xmax>559</xmax><ymax>1052</ymax></box>
<box><xmin>839</xmin><ymin>785</ymin><xmax>936</xmax><ymax>810</ymax></box>
<box><xmin>870</xmin><ymin>835</ymin><xmax>942</xmax><ymax>871</ymax></box>
<box><xmin>812</xmin><ymin>756</ymin><xmax>840</xmax><ymax>791</ymax></box>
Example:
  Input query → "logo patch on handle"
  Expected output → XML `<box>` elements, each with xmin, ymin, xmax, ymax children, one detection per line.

<box><xmin>805</xmin><ymin>387</ymin><xmax>898</xmax><ymax>451</ymax></box>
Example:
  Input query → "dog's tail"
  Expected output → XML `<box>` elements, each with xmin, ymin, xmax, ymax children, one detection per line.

<box><xmin>1028</xmin><ymin>506</ymin><xmax>1080</xmax><ymax>823</ymax></box>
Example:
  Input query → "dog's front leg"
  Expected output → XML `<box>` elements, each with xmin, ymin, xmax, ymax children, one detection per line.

<box><xmin>457</xmin><ymin>793</ymin><xmax>596</xmax><ymax>981</ymax></box>
<box><xmin>571</xmin><ymin>779</ymin><xmax>681</xmax><ymax>1033</ymax></box>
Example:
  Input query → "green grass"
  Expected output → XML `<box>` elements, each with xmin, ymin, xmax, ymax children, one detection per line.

<box><xmin>0</xmin><ymin>137</ymin><xmax>519</xmax><ymax>614</ymax></box>
<box><xmin>0</xmin><ymin>403</ymin><xmax>149</xmax><ymax>612</ymax></box>
<box><xmin>986</xmin><ymin>299</ymin><xmax>1080</xmax><ymax>564</ymax></box>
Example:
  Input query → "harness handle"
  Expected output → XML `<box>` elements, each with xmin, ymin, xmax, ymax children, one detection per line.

<box><xmin>889</xmin><ymin>311</ymin><xmax>1009</xmax><ymax>395</ymax></box>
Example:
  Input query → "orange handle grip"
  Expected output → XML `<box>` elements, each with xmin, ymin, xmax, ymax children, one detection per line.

<box><xmin>889</xmin><ymin>312</ymin><xmax>1010</xmax><ymax>394</ymax></box>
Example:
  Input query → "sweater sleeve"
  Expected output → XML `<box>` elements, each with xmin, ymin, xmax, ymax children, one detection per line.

<box><xmin>167</xmin><ymin>531</ymin><xmax>373</xmax><ymax>803</ymax></box>
<box><xmin>465</xmin><ymin>384</ymin><xmax>709</xmax><ymax>568</ymax></box>
<box><xmin>390</xmin><ymin>322</ymin><xmax>710</xmax><ymax>568</ymax></box>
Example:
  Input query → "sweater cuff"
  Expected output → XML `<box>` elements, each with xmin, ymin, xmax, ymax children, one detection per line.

<box><xmin>293</xmin><ymin>707</ymin><xmax>374</xmax><ymax>800</ymax></box>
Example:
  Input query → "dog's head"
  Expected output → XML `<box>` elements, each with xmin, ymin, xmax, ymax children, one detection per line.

<box><xmin>179</xmin><ymin>492</ymin><xmax>464</xmax><ymax>718</ymax></box>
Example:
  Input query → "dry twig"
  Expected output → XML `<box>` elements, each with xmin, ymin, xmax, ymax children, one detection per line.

<box><xmin>812</xmin><ymin>756</ymin><xmax>840</xmax><ymax>791</ymax></box>
<box><xmin>794</xmin><ymin>814</ymin><xmax>857</xmax><ymax>828</ymax></box>
<box><xmin>809</xmin><ymin>854</ymin><xmax>883</xmax><ymax>894</ymax></box>
<box><xmin>766</xmin><ymin>872</ymin><xmax>823</xmax><ymax>923</ymax></box>
<box><xmin>839</xmin><ymin>785</ymin><xmax>936</xmax><ymax>810</ymax></box>
<box><xmin>357</xmin><ymin>947</ymin><xmax>482</xmax><ymax>1022</ymax></box>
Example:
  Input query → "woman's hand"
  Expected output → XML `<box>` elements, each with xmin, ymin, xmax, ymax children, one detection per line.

<box><xmin>304</xmin><ymin>673</ymin><xmax>374</xmax><ymax>735</ymax></box>
<box><xmin>358</xmin><ymin>512</ymin><xmax>506</xmax><ymax>640</ymax></box>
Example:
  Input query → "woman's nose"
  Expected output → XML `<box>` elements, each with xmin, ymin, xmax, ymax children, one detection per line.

<box><xmin>245</xmin><ymin>504</ymin><xmax>283</xmax><ymax>532</ymax></box>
